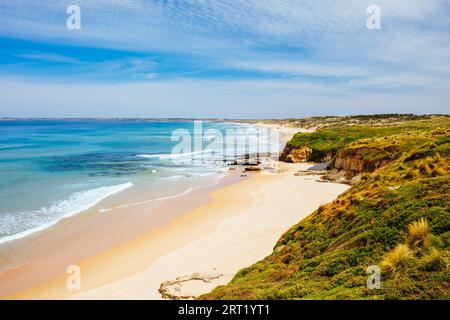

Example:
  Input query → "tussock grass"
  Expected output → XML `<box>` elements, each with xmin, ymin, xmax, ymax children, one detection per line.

<box><xmin>381</xmin><ymin>244</ymin><xmax>414</xmax><ymax>274</ymax></box>
<box><xmin>408</xmin><ymin>219</ymin><xmax>430</xmax><ymax>249</ymax></box>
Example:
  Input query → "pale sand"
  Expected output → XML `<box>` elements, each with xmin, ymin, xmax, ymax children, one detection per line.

<box><xmin>9</xmin><ymin>161</ymin><xmax>347</xmax><ymax>300</ymax></box>
<box><xmin>75</xmin><ymin>163</ymin><xmax>348</xmax><ymax>300</ymax></box>
<box><xmin>254</xmin><ymin>122</ymin><xmax>314</xmax><ymax>143</ymax></box>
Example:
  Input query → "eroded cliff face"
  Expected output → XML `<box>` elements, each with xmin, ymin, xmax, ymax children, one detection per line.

<box><xmin>280</xmin><ymin>142</ymin><xmax>401</xmax><ymax>184</ymax></box>
<box><xmin>280</xmin><ymin>145</ymin><xmax>312</xmax><ymax>163</ymax></box>
<box><xmin>325</xmin><ymin>146</ymin><xmax>400</xmax><ymax>184</ymax></box>
<box><xmin>280</xmin><ymin>145</ymin><xmax>334</xmax><ymax>163</ymax></box>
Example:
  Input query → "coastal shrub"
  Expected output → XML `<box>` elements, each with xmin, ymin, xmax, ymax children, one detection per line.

<box><xmin>429</xmin><ymin>235</ymin><xmax>444</xmax><ymax>249</ymax></box>
<box><xmin>440</xmin><ymin>231</ymin><xmax>450</xmax><ymax>248</ymax></box>
<box><xmin>369</xmin><ymin>225</ymin><xmax>403</xmax><ymax>249</ymax></box>
<box><xmin>381</xmin><ymin>244</ymin><xmax>414</xmax><ymax>274</ymax></box>
<box><xmin>428</xmin><ymin>211</ymin><xmax>450</xmax><ymax>234</ymax></box>
<box><xmin>298</xmin><ymin>258</ymin><xmax>321</xmax><ymax>271</ymax></box>
<box><xmin>234</xmin><ymin>266</ymin><xmax>252</xmax><ymax>279</ymax></box>
<box><xmin>323</xmin><ymin>260</ymin><xmax>346</xmax><ymax>277</ymax></box>
<box><xmin>345</xmin><ymin>248</ymin><xmax>372</xmax><ymax>267</ymax></box>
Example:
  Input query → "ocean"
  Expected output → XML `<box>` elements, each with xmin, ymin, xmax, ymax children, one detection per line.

<box><xmin>0</xmin><ymin>119</ymin><xmax>266</xmax><ymax>244</ymax></box>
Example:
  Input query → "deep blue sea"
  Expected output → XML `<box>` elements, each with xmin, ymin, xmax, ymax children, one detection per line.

<box><xmin>0</xmin><ymin>119</ymin><xmax>258</xmax><ymax>244</ymax></box>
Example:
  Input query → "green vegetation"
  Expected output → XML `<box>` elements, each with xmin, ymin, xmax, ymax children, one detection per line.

<box><xmin>283</xmin><ymin>114</ymin><xmax>430</xmax><ymax>129</ymax></box>
<box><xmin>201</xmin><ymin>116</ymin><xmax>450</xmax><ymax>300</ymax></box>
<box><xmin>283</xmin><ymin>118</ymin><xmax>447</xmax><ymax>162</ymax></box>
<box><xmin>236</xmin><ymin>114</ymin><xmax>441</xmax><ymax>130</ymax></box>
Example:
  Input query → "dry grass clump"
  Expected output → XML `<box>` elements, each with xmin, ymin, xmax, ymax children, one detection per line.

<box><xmin>403</xmin><ymin>153</ymin><xmax>447</xmax><ymax>179</ymax></box>
<box><xmin>417</xmin><ymin>155</ymin><xmax>446</xmax><ymax>176</ymax></box>
<box><xmin>408</xmin><ymin>218</ymin><xmax>430</xmax><ymax>248</ymax></box>
<box><xmin>420</xmin><ymin>248</ymin><xmax>447</xmax><ymax>271</ymax></box>
<box><xmin>404</xmin><ymin>168</ymin><xmax>420</xmax><ymax>179</ymax></box>
<box><xmin>381</xmin><ymin>244</ymin><xmax>414</xmax><ymax>273</ymax></box>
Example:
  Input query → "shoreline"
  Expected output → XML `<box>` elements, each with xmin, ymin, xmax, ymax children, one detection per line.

<box><xmin>0</xmin><ymin>170</ymin><xmax>245</xmax><ymax>298</ymax></box>
<box><xmin>0</xmin><ymin>182</ymin><xmax>135</xmax><ymax>246</ymax></box>
<box><xmin>7</xmin><ymin>161</ymin><xmax>348</xmax><ymax>299</ymax></box>
<box><xmin>0</xmin><ymin>120</ymin><xmax>279</xmax><ymax>297</ymax></box>
<box><xmin>1</xmin><ymin>123</ymin><xmax>350</xmax><ymax>300</ymax></box>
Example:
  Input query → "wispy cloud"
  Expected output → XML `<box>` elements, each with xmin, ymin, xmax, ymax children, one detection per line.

<box><xmin>0</xmin><ymin>0</ymin><xmax>449</xmax><ymax>116</ymax></box>
<box><xmin>230</xmin><ymin>60</ymin><xmax>373</xmax><ymax>78</ymax></box>
<box><xmin>17</xmin><ymin>52</ymin><xmax>81</xmax><ymax>63</ymax></box>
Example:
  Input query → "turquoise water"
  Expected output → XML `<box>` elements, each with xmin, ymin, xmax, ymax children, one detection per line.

<box><xmin>0</xmin><ymin>120</ymin><xmax>256</xmax><ymax>244</ymax></box>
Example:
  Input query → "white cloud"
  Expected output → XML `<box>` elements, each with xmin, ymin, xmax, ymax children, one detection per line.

<box><xmin>17</xmin><ymin>52</ymin><xmax>81</xmax><ymax>63</ymax></box>
<box><xmin>0</xmin><ymin>1</ymin><xmax>449</xmax><ymax>116</ymax></box>
<box><xmin>230</xmin><ymin>60</ymin><xmax>373</xmax><ymax>78</ymax></box>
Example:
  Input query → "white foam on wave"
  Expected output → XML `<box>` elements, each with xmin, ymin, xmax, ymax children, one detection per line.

<box><xmin>137</xmin><ymin>150</ymin><xmax>206</xmax><ymax>160</ymax></box>
<box><xmin>114</xmin><ymin>172</ymin><xmax>226</xmax><ymax>210</ymax></box>
<box><xmin>0</xmin><ymin>182</ymin><xmax>133</xmax><ymax>245</ymax></box>
<box><xmin>191</xmin><ymin>172</ymin><xmax>219</xmax><ymax>177</ymax></box>
<box><xmin>163</xmin><ymin>175</ymin><xmax>185</xmax><ymax>180</ymax></box>
<box><xmin>114</xmin><ymin>186</ymin><xmax>195</xmax><ymax>209</ymax></box>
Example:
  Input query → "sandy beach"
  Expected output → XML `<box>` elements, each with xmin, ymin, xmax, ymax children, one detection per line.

<box><xmin>5</xmin><ymin>162</ymin><xmax>348</xmax><ymax>299</ymax></box>
<box><xmin>71</xmin><ymin>162</ymin><xmax>348</xmax><ymax>300</ymax></box>
<box><xmin>1</xmin><ymin>125</ymin><xmax>349</xmax><ymax>300</ymax></box>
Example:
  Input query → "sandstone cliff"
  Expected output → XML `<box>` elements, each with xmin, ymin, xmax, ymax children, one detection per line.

<box><xmin>324</xmin><ymin>144</ymin><xmax>401</xmax><ymax>184</ymax></box>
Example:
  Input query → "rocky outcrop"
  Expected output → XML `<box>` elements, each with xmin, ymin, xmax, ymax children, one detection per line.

<box><xmin>244</xmin><ymin>166</ymin><xmax>262</xmax><ymax>172</ymax></box>
<box><xmin>280</xmin><ymin>145</ymin><xmax>335</xmax><ymax>163</ymax></box>
<box><xmin>280</xmin><ymin>145</ymin><xmax>312</xmax><ymax>163</ymax></box>
<box><xmin>280</xmin><ymin>135</ymin><xmax>402</xmax><ymax>184</ymax></box>
<box><xmin>324</xmin><ymin>168</ymin><xmax>361</xmax><ymax>185</ymax></box>
<box><xmin>324</xmin><ymin>146</ymin><xmax>400</xmax><ymax>184</ymax></box>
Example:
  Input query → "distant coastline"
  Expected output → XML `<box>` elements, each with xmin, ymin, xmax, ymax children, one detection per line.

<box><xmin>2</xmin><ymin>113</ymin><xmax>448</xmax><ymax>122</ymax></box>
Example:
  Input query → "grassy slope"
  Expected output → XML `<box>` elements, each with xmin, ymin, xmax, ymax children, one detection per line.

<box><xmin>238</xmin><ymin>114</ymin><xmax>435</xmax><ymax>130</ymax></box>
<box><xmin>201</xmin><ymin>117</ymin><xmax>450</xmax><ymax>300</ymax></box>
<box><xmin>284</xmin><ymin>119</ymin><xmax>441</xmax><ymax>162</ymax></box>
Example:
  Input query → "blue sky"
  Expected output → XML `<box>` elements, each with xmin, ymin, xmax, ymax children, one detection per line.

<box><xmin>0</xmin><ymin>0</ymin><xmax>449</xmax><ymax>118</ymax></box>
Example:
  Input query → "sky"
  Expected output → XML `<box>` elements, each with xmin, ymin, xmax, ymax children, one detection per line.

<box><xmin>0</xmin><ymin>0</ymin><xmax>449</xmax><ymax>118</ymax></box>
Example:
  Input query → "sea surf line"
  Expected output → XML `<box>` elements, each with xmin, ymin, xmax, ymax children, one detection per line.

<box><xmin>0</xmin><ymin>182</ymin><xmax>133</xmax><ymax>245</ymax></box>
